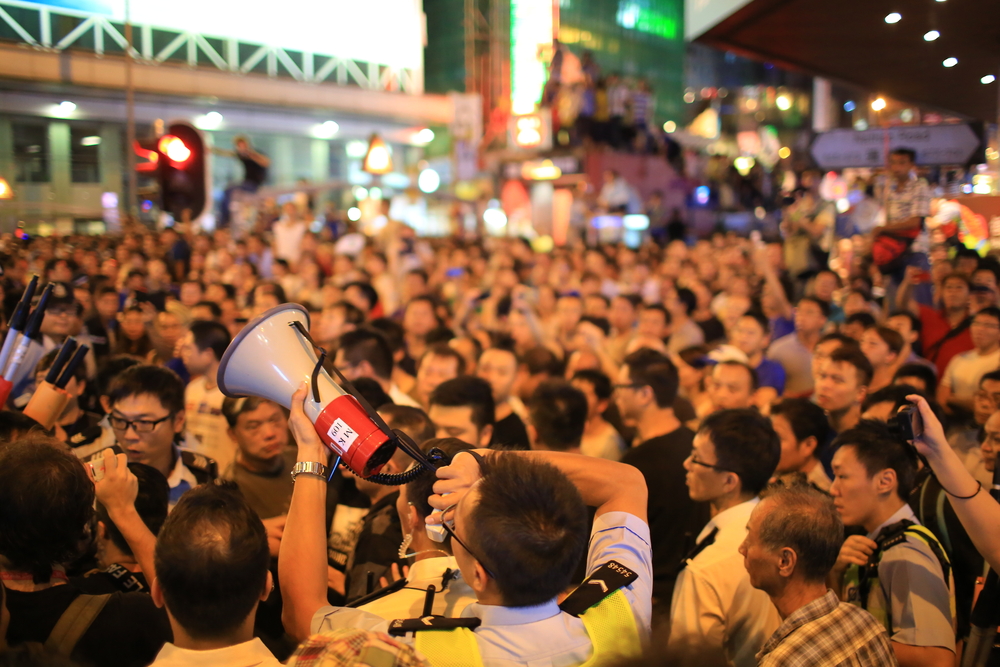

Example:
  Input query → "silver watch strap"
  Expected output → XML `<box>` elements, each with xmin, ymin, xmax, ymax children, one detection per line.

<box><xmin>291</xmin><ymin>461</ymin><xmax>328</xmax><ymax>481</ymax></box>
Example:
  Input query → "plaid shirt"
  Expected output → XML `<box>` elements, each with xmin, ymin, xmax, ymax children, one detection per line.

<box><xmin>879</xmin><ymin>173</ymin><xmax>931</xmax><ymax>223</ymax></box>
<box><xmin>756</xmin><ymin>590</ymin><xmax>898</xmax><ymax>667</ymax></box>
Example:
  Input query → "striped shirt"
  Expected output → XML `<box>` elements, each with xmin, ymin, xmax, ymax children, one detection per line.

<box><xmin>756</xmin><ymin>590</ymin><xmax>898</xmax><ymax>667</ymax></box>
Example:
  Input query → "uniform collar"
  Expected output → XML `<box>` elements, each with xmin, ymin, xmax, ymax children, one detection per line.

<box><xmin>866</xmin><ymin>503</ymin><xmax>916</xmax><ymax>541</ymax></box>
<box><xmin>153</xmin><ymin>638</ymin><xmax>276</xmax><ymax>666</ymax></box>
<box><xmin>697</xmin><ymin>497</ymin><xmax>759</xmax><ymax>543</ymax></box>
<box><xmin>462</xmin><ymin>598</ymin><xmax>561</xmax><ymax>625</ymax></box>
<box><xmin>405</xmin><ymin>556</ymin><xmax>461</xmax><ymax>587</ymax></box>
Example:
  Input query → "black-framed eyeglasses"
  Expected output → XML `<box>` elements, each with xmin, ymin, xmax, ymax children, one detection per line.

<box><xmin>441</xmin><ymin>504</ymin><xmax>496</xmax><ymax>579</ymax></box>
<box><xmin>109</xmin><ymin>414</ymin><xmax>173</xmax><ymax>434</ymax></box>
<box><xmin>688</xmin><ymin>454</ymin><xmax>739</xmax><ymax>475</ymax></box>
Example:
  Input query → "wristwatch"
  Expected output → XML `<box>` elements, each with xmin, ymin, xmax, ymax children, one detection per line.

<box><xmin>291</xmin><ymin>461</ymin><xmax>328</xmax><ymax>482</ymax></box>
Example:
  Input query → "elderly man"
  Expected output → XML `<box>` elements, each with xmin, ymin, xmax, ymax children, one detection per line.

<box><xmin>740</xmin><ymin>483</ymin><xmax>896</xmax><ymax>666</ymax></box>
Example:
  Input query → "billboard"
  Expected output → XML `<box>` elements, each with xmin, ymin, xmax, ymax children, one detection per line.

<box><xmin>22</xmin><ymin>0</ymin><xmax>425</xmax><ymax>69</ymax></box>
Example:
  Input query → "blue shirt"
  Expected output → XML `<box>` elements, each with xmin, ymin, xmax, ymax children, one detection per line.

<box><xmin>770</xmin><ymin>316</ymin><xmax>795</xmax><ymax>341</ymax></box>
<box><xmin>755</xmin><ymin>359</ymin><xmax>786</xmax><ymax>394</ymax></box>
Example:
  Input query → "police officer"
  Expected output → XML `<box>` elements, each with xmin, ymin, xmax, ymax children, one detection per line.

<box><xmin>280</xmin><ymin>385</ymin><xmax>652</xmax><ymax>667</ymax></box>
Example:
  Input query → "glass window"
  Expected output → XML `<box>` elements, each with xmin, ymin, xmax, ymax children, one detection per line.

<box><xmin>70</xmin><ymin>126</ymin><xmax>101</xmax><ymax>183</ymax></box>
<box><xmin>13</xmin><ymin>123</ymin><xmax>49</xmax><ymax>183</ymax></box>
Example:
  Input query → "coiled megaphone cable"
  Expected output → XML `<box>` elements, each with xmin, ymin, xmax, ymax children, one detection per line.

<box><xmin>288</xmin><ymin>321</ymin><xmax>444</xmax><ymax>485</ymax></box>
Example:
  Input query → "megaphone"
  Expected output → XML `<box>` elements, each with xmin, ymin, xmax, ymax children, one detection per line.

<box><xmin>218</xmin><ymin>303</ymin><xmax>441</xmax><ymax>481</ymax></box>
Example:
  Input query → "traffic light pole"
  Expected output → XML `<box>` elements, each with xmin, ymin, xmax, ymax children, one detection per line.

<box><xmin>125</xmin><ymin>0</ymin><xmax>137</xmax><ymax>222</ymax></box>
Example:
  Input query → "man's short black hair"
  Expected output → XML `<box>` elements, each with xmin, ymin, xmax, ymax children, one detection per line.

<box><xmin>420</xmin><ymin>343</ymin><xmax>467</xmax><ymax>376</ymax></box>
<box><xmin>862</xmin><ymin>385</ymin><xmax>923</xmax><ymax>414</ymax></box>
<box><xmin>405</xmin><ymin>438</ymin><xmax>473</xmax><ymax>522</ymax></box>
<box><xmin>380</xmin><ymin>404</ymin><xmax>437</xmax><ymax>446</ymax></box>
<box><xmin>817</xmin><ymin>332</ymin><xmax>858</xmax><ymax>350</ymax></box>
<box><xmin>891</xmin><ymin>147</ymin><xmax>917</xmax><ymax>163</ymax></box>
<box><xmin>975</xmin><ymin>306</ymin><xmax>1000</xmax><ymax>325</ymax></box>
<box><xmin>844</xmin><ymin>312</ymin><xmax>877</xmax><ymax>331</ymax></box>
<box><xmin>828</xmin><ymin>346</ymin><xmax>874</xmax><ymax>387</ymax></box>
<box><xmin>154</xmin><ymin>482</ymin><xmax>270</xmax><ymax>640</ymax></box>
<box><xmin>339</xmin><ymin>328</ymin><xmax>394</xmax><ymax>380</ymax></box>
<box><xmin>893</xmin><ymin>363</ymin><xmax>938</xmax><ymax>396</ymax></box>
<box><xmin>740</xmin><ymin>310</ymin><xmax>770</xmax><ymax>335</ymax></box>
<box><xmin>0</xmin><ymin>438</ymin><xmax>94</xmax><ymax>582</ymax></box>
<box><xmin>107</xmin><ymin>364</ymin><xmax>185</xmax><ymax>415</ymax></box>
<box><xmin>190</xmin><ymin>320</ymin><xmax>232</xmax><ymax>362</ymax></box>
<box><xmin>193</xmin><ymin>300</ymin><xmax>223</xmax><ymax>319</ymax></box>
<box><xmin>699</xmin><ymin>409</ymin><xmax>780</xmax><ymax>496</ymax></box>
<box><xmin>94</xmin><ymin>355</ymin><xmax>142</xmax><ymax>401</ymax></box>
<box><xmin>771</xmin><ymin>398</ymin><xmax>829</xmax><ymax>447</ymax></box>
<box><xmin>981</xmin><ymin>370</ymin><xmax>1000</xmax><ymax>386</ymax></box>
<box><xmin>572</xmin><ymin>368</ymin><xmax>612</xmax><ymax>401</ymax></box>
<box><xmin>522</xmin><ymin>346</ymin><xmax>564</xmax><ymax>377</ymax></box>
<box><xmin>759</xmin><ymin>482</ymin><xmax>843</xmax><ymax>583</ymax></box>
<box><xmin>888</xmin><ymin>310</ymin><xmax>922</xmax><ymax>334</ymax></box>
<box><xmin>0</xmin><ymin>410</ymin><xmax>44</xmax><ymax>445</ymax></box>
<box><xmin>675</xmin><ymin>288</ymin><xmax>697</xmax><ymax>317</ymax></box>
<box><xmin>642</xmin><ymin>303</ymin><xmax>672</xmax><ymax>326</ymax></box>
<box><xmin>871</xmin><ymin>326</ymin><xmax>905</xmax><ymax>356</ymax></box>
<box><xmin>624</xmin><ymin>348</ymin><xmax>679</xmax><ymax>408</ymax></box>
<box><xmin>579</xmin><ymin>316</ymin><xmax>611</xmax><ymax>336</ymax></box>
<box><xmin>430</xmin><ymin>376</ymin><xmax>495</xmax><ymax>431</ymax></box>
<box><xmin>352</xmin><ymin>377</ymin><xmax>393</xmax><ymax>410</ymax></box>
<box><xmin>527</xmin><ymin>380</ymin><xmax>588</xmax><ymax>451</ymax></box>
<box><xmin>832</xmin><ymin>420</ymin><xmax>918</xmax><ymax>499</ymax></box>
<box><xmin>369</xmin><ymin>317</ymin><xmax>405</xmax><ymax>352</ymax></box>
<box><xmin>798</xmin><ymin>296</ymin><xmax>831</xmax><ymax>319</ymax></box>
<box><xmin>331</xmin><ymin>300</ymin><xmax>366</xmax><ymax>328</ymax></box>
<box><xmin>468</xmin><ymin>455</ymin><xmax>589</xmax><ymax>607</ymax></box>
<box><xmin>343</xmin><ymin>281</ymin><xmax>379</xmax><ymax>310</ymax></box>
<box><xmin>96</xmin><ymin>463</ymin><xmax>169</xmax><ymax>557</ymax></box>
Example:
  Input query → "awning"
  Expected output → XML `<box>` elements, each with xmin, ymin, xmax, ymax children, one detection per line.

<box><xmin>692</xmin><ymin>0</ymin><xmax>1000</xmax><ymax>122</ymax></box>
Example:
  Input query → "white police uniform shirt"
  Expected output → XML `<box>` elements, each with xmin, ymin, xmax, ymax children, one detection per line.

<box><xmin>312</xmin><ymin>556</ymin><xmax>476</xmax><ymax>628</ymax></box>
<box><xmin>311</xmin><ymin>511</ymin><xmax>653</xmax><ymax>667</ymax></box>
<box><xmin>669</xmin><ymin>498</ymin><xmax>780</xmax><ymax>667</ymax></box>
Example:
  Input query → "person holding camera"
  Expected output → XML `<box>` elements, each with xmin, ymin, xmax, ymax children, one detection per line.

<box><xmin>828</xmin><ymin>420</ymin><xmax>955</xmax><ymax>667</ymax></box>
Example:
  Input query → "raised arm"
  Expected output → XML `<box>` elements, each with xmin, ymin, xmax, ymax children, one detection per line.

<box><xmin>279</xmin><ymin>384</ymin><xmax>333</xmax><ymax>642</ymax></box>
<box><xmin>895</xmin><ymin>266</ymin><xmax>922</xmax><ymax>316</ymax></box>
<box><xmin>910</xmin><ymin>394</ymin><xmax>1000</xmax><ymax>572</ymax></box>
<box><xmin>93</xmin><ymin>450</ymin><xmax>158</xmax><ymax>583</ymax></box>
<box><xmin>429</xmin><ymin>448</ymin><xmax>647</xmax><ymax>524</ymax></box>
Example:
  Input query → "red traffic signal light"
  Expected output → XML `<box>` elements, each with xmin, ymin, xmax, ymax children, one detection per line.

<box><xmin>158</xmin><ymin>135</ymin><xmax>193</xmax><ymax>168</ymax></box>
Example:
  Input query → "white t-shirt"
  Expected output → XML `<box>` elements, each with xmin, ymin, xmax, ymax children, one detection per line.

<box><xmin>272</xmin><ymin>218</ymin><xmax>307</xmax><ymax>264</ymax></box>
<box><xmin>184</xmin><ymin>376</ymin><xmax>236</xmax><ymax>472</ymax></box>
<box><xmin>941</xmin><ymin>348</ymin><xmax>1000</xmax><ymax>404</ymax></box>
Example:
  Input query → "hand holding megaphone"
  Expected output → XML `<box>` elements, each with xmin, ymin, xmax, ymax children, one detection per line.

<box><xmin>219</xmin><ymin>304</ymin><xmax>445</xmax><ymax>483</ymax></box>
<box><xmin>288</xmin><ymin>382</ymin><xmax>330</xmax><ymax>463</ymax></box>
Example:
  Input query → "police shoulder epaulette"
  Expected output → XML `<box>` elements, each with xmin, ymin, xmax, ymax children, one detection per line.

<box><xmin>387</xmin><ymin>616</ymin><xmax>481</xmax><ymax>636</ymax></box>
<box><xmin>345</xmin><ymin>577</ymin><xmax>407</xmax><ymax>608</ymax></box>
<box><xmin>559</xmin><ymin>560</ymin><xmax>638</xmax><ymax>617</ymax></box>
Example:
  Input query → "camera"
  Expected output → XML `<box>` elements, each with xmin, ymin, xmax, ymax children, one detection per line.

<box><xmin>888</xmin><ymin>404</ymin><xmax>923</xmax><ymax>443</ymax></box>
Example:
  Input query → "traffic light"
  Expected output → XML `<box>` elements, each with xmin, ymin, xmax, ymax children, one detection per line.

<box><xmin>133</xmin><ymin>122</ymin><xmax>209</xmax><ymax>221</ymax></box>
<box><xmin>158</xmin><ymin>122</ymin><xmax>209</xmax><ymax>221</ymax></box>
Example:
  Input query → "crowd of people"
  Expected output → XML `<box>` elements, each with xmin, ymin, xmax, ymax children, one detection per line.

<box><xmin>2</xmin><ymin>146</ymin><xmax>1000</xmax><ymax>667</ymax></box>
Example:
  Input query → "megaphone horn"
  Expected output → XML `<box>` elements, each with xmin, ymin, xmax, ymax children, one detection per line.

<box><xmin>218</xmin><ymin>303</ymin><xmax>399</xmax><ymax>478</ymax></box>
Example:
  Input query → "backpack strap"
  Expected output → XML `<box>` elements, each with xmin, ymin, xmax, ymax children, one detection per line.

<box><xmin>902</xmin><ymin>525</ymin><xmax>952</xmax><ymax>588</ymax></box>
<box><xmin>414</xmin><ymin>627</ymin><xmax>482</xmax><ymax>667</ymax></box>
<box><xmin>44</xmin><ymin>593</ymin><xmax>112</xmax><ymax>657</ymax></box>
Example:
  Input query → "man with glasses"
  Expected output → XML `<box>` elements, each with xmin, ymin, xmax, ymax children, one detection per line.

<box><xmin>99</xmin><ymin>364</ymin><xmax>216</xmax><ymax>506</ymax></box>
<box><xmin>668</xmin><ymin>408</ymin><xmax>782</xmax><ymax>667</ymax></box>
<box><xmin>616</xmin><ymin>348</ymin><xmax>709</xmax><ymax>615</ymax></box>
<box><xmin>280</xmin><ymin>385</ymin><xmax>652</xmax><ymax>667</ymax></box>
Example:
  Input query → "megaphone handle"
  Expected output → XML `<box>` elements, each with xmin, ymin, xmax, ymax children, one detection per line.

<box><xmin>289</xmin><ymin>320</ymin><xmax>437</xmax><ymax>473</ymax></box>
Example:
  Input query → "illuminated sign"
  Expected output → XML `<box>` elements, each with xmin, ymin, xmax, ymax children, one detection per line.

<box><xmin>616</xmin><ymin>2</ymin><xmax>680</xmax><ymax>40</ymax></box>
<box><xmin>20</xmin><ymin>0</ymin><xmax>424</xmax><ymax>69</ymax></box>
<box><xmin>509</xmin><ymin>113</ymin><xmax>552</xmax><ymax>150</ymax></box>
<box><xmin>510</xmin><ymin>0</ymin><xmax>553</xmax><ymax>115</ymax></box>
